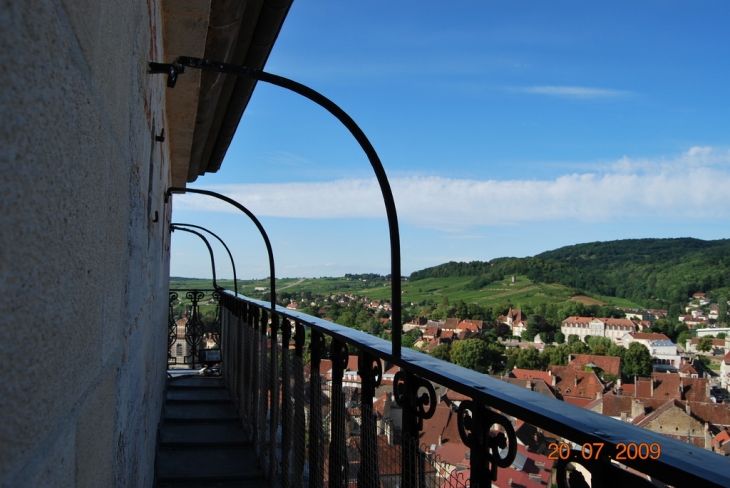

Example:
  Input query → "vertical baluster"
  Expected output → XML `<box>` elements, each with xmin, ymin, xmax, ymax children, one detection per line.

<box><xmin>292</xmin><ymin>322</ymin><xmax>306</xmax><ymax>488</ymax></box>
<box><xmin>259</xmin><ymin>308</ymin><xmax>269</xmax><ymax>471</ymax></box>
<box><xmin>309</xmin><ymin>330</ymin><xmax>325</xmax><ymax>488</ymax></box>
<box><xmin>242</xmin><ymin>302</ymin><xmax>251</xmax><ymax>426</ymax></box>
<box><xmin>400</xmin><ymin>371</ymin><xmax>418</xmax><ymax>488</ymax></box>
<box><xmin>252</xmin><ymin>306</ymin><xmax>261</xmax><ymax>449</ymax></box>
<box><xmin>270</xmin><ymin>313</ymin><xmax>280</xmax><ymax>483</ymax></box>
<box><xmin>281</xmin><ymin>318</ymin><xmax>292</xmax><ymax>488</ymax></box>
<box><xmin>358</xmin><ymin>353</ymin><xmax>381</xmax><ymax>488</ymax></box>
<box><xmin>329</xmin><ymin>340</ymin><xmax>348</xmax><ymax>488</ymax></box>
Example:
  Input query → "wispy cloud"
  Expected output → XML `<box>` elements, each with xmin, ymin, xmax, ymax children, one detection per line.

<box><xmin>174</xmin><ymin>147</ymin><xmax>730</xmax><ymax>231</ymax></box>
<box><xmin>516</xmin><ymin>85</ymin><xmax>632</xmax><ymax>98</ymax></box>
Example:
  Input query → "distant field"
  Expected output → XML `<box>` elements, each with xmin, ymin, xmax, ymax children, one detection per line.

<box><xmin>592</xmin><ymin>294</ymin><xmax>644</xmax><ymax>309</ymax></box>
<box><xmin>169</xmin><ymin>275</ymin><xmax>641</xmax><ymax>311</ymax></box>
<box><xmin>358</xmin><ymin>275</ymin><xmax>576</xmax><ymax>308</ymax></box>
<box><xmin>570</xmin><ymin>295</ymin><xmax>606</xmax><ymax>306</ymax></box>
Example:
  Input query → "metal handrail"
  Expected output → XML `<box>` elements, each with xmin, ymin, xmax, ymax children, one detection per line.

<box><xmin>220</xmin><ymin>289</ymin><xmax>730</xmax><ymax>488</ymax></box>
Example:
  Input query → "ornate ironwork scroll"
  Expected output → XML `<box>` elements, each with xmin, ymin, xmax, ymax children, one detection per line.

<box><xmin>456</xmin><ymin>400</ymin><xmax>517</xmax><ymax>487</ymax></box>
<box><xmin>210</xmin><ymin>290</ymin><xmax>221</xmax><ymax>346</ymax></box>
<box><xmin>394</xmin><ymin>371</ymin><xmax>437</xmax><ymax>488</ymax></box>
<box><xmin>184</xmin><ymin>291</ymin><xmax>205</xmax><ymax>367</ymax></box>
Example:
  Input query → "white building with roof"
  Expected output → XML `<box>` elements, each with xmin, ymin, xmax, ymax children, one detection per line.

<box><xmin>561</xmin><ymin>316</ymin><xmax>636</xmax><ymax>343</ymax></box>
<box><xmin>622</xmin><ymin>332</ymin><xmax>681</xmax><ymax>372</ymax></box>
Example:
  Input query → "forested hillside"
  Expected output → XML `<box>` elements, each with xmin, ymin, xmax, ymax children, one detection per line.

<box><xmin>409</xmin><ymin>238</ymin><xmax>730</xmax><ymax>312</ymax></box>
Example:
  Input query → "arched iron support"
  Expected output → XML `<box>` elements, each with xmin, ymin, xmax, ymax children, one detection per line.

<box><xmin>170</xmin><ymin>225</ymin><xmax>218</xmax><ymax>289</ymax></box>
<box><xmin>172</xmin><ymin>222</ymin><xmax>238</xmax><ymax>296</ymax></box>
<box><xmin>150</xmin><ymin>56</ymin><xmax>403</xmax><ymax>358</ymax></box>
<box><xmin>166</xmin><ymin>187</ymin><xmax>276</xmax><ymax>314</ymax></box>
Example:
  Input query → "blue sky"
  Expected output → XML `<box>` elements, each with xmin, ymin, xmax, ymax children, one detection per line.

<box><xmin>170</xmin><ymin>1</ymin><xmax>730</xmax><ymax>280</ymax></box>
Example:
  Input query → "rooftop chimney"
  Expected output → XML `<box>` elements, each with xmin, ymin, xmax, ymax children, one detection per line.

<box><xmin>631</xmin><ymin>400</ymin><xmax>644</xmax><ymax>419</ymax></box>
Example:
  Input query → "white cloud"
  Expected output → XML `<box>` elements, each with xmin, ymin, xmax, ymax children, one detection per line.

<box><xmin>174</xmin><ymin>147</ymin><xmax>730</xmax><ymax>231</ymax></box>
<box><xmin>517</xmin><ymin>85</ymin><xmax>632</xmax><ymax>98</ymax></box>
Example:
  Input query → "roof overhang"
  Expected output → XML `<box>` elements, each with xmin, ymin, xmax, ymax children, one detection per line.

<box><xmin>161</xmin><ymin>0</ymin><xmax>293</xmax><ymax>187</ymax></box>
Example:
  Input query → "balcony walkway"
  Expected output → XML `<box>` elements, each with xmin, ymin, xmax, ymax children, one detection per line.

<box><xmin>155</xmin><ymin>375</ymin><xmax>268</xmax><ymax>487</ymax></box>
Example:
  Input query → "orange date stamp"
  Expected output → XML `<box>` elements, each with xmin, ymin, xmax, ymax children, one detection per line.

<box><xmin>547</xmin><ymin>442</ymin><xmax>661</xmax><ymax>461</ymax></box>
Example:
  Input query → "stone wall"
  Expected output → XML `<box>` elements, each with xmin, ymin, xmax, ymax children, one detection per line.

<box><xmin>0</xmin><ymin>0</ymin><xmax>171</xmax><ymax>485</ymax></box>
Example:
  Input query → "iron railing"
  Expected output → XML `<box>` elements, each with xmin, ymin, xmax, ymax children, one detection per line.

<box><xmin>168</xmin><ymin>289</ymin><xmax>221</xmax><ymax>367</ymax></box>
<box><xmin>212</xmin><ymin>290</ymin><xmax>730</xmax><ymax>488</ymax></box>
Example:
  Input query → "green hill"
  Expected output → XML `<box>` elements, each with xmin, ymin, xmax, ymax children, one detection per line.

<box><xmin>408</xmin><ymin>238</ymin><xmax>730</xmax><ymax>312</ymax></box>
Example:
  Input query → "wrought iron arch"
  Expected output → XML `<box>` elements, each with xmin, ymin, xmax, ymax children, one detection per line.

<box><xmin>152</xmin><ymin>57</ymin><xmax>403</xmax><ymax>357</ymax></box>
<box><xmin>172</xmin><ymin>222</ymin><xmax>238</xmax><ymax>296</ymax></box>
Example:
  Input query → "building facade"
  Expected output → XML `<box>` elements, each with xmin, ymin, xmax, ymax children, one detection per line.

<box><xmin>561</xmin><ymin>316</ymin><xmax>636</xmax><ymax>343</ymax></box>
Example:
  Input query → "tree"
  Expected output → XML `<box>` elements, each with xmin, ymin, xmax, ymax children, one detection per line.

<box><xmin>718</xmin><ymin>333</ymin><xmax>727</xmax><ymax>340</ymax></box>
<box><xmin>607</xmin><ymin>344</ymin><xmax>625</xmax><ymax>359</ymax></box>
<box><xmin>592</xmin><ymin>344</ymin><xmax>608</xmax><ymax>356</ymax></box>
<box><xmin>454</xmin><ymin>300</ymin><xmax>469</xmax><ymax>320</ymax></box>
<box><xmin>554</xmin><ymin>331</ymin><xmax>566</xmax><ymax>344</ymax></box>
<box><xmin>569</xmin><ymin>341</ymin><xmax>590</xmax><ymax>354</ymax></box>
<box><xmin>719</xmin><ymin>296</ymin><xmax>729</xmax><ymax>325</ymax></box>
<box><xmin>677</xmin><ymin>330</ymin><xmax>692</xmax><ymax>348</ymax></box>
<box><xmin>515</xmin><ymin>347</ymin><xmax>542</xmax><ymax>370</ymax></box>
<box><xmin>586</xmin><ymin>336</ymin><xmax>612</xmax><ymax>352</ymax></box>
<box><xmin>402</xmin><ymin>329</ymin><xmax>422</xmax><ymax>349</ymax></box>
<box><xmin>567</xmin><ymin>335</ymin><xmax>582</xmax><ymax>346</ymax></box>
<box><xmin>542</xmin><ymin>344</ymin><xmax>570</xmax><ymax>367</ymax></box>
<box><xmin>493</xmin><ymin>322</ymin><xmax>511</xmax><ymax>338</ymax></box>
<box><xmin>450</xmin><ymin>339</ymin><xmax>502</xmax><ymax>374</ymax></box>
<box><xmin>623</xmin><ymin>342</ymin><xmax>653</xmax><ymax>378</ymax></box>
<box><xmin>697</xmin><ymin>337</ymin><xmax>714</xmax><ymax>353</ymax></box>
<box><xmin>651</xmin><ymin>318</ymin><xmax>679</xmax><ymax>341</ymax></box>
<box><xmin>430</xmin><ymin>343</ymin><xmax>451</xmax><ymax>362</ymax></box>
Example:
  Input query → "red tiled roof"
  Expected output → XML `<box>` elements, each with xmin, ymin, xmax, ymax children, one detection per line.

<box><xmin>568</xmin><ymin>354</ymin><xmax>621</xmax><ymax>377</ymax></box>
<box><xmin>509</xmin><ymin>368</ymin><xmax>554</xmax><ymax>384</ymax></box>
<box><xmin>443</xmin><ymin>318</ymin><xmax>460</xmax><ymax>329</ymax></box>
<box><xmin>424</xmin><ymin>326</ymin><xmax>440</xmax><ymax>337</ymax></box>
<box><xmin>713</xmin><ymin>430</ymin><xmax>730</xmax><ymax>450</ymax></box>
<box><xmin>548</xmin><ymin>366</ymin><xmax>605</xmax><ymax>401</ymax></box>
<box><xmin>690</xmin><ymin>338</ymin><xmax>725</xmax><ymax>346</ymax></box>
<box><xmin>456</xmin><ymin>320</ymin><xmax>480</xmax><ymax>332</ymax></box>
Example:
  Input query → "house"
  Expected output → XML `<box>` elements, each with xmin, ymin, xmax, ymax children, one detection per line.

<box><xmin>631</xmin><ymin>399</ymin><xmax>710</xmax><ymax>448</ymax></box>
<box><xmin>456</xmin><ymin>320</ymin><xmax>483</xmax><ymax>333</ymax></box>
<box><xmin>498</xmin><ymin>309</ymin><xmax>528</xmax><ymax>337</ymax></box>
<box><xmin>547</xmin><ymin>366</ymin><xmax>606</xmax><ymax>407</ymax></box>
<box><xmin>686</xmin><ymin>337</ymin><xmax>726</xmax><ymax>355</ymax></box>
<box><xmin>567</xmin><ymin>354</ymin><xmax>622</xmax><ymax>379</ymax></box>
<box><xmin>561</xmin><ymin>316</ymin><xmax>636</xmax><ymax>343</ymax></box>
<box><xmin>622</xmin><ymin>333</ymin><xmax>681</xmax><ymax>372</ymax></box>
